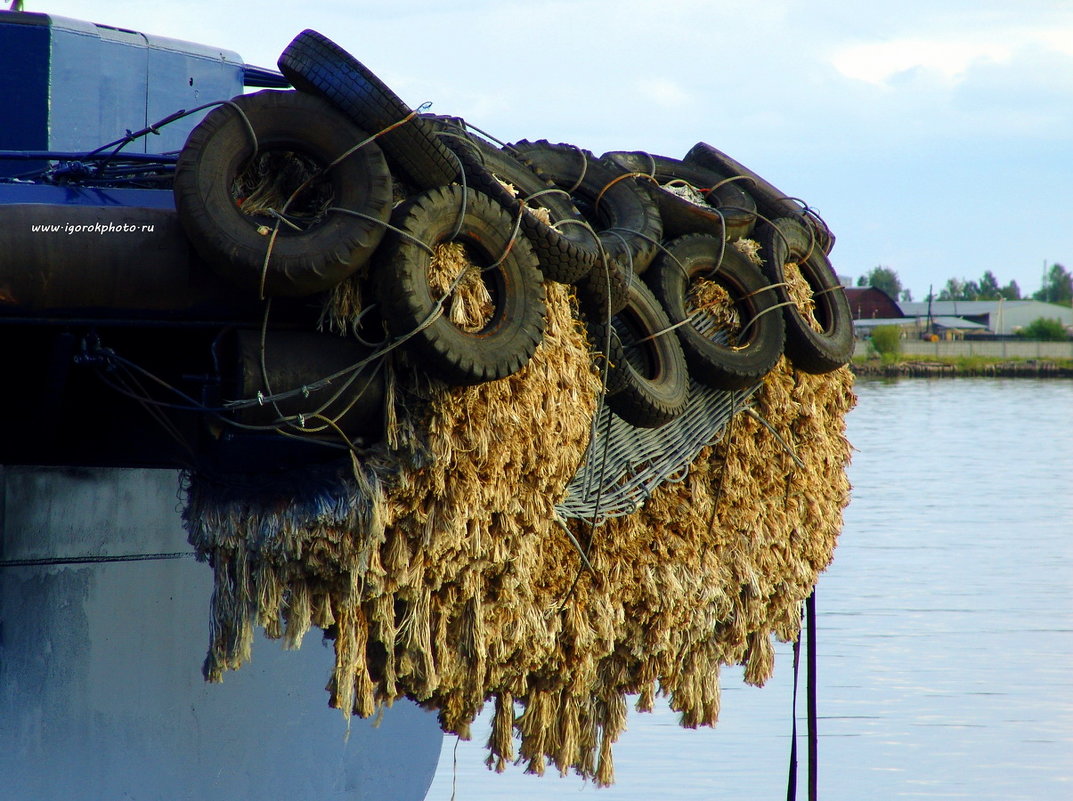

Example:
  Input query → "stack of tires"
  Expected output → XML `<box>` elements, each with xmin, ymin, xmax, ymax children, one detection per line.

<box><xmin>173</xmin><ymin>29</ymin><xmax>852</xmax><ymax>433</ymax></box>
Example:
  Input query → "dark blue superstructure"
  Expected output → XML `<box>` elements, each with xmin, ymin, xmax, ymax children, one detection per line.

<box><xmin>0</xmin><ymin>11</ymin><xmax>326</xmax><ymax>471</ymax></box>
<box><xmin>0</xmin><ymin>11</ymin><xmax>246</xmax><ymax>176</ymax></box>
<box><xmin>0</xmin><ymin>182</ymin><xmax>176</xmax><ymax>207</ymax></box>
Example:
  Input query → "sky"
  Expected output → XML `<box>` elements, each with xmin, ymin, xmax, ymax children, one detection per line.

<box><xmin>22</xmin><ymin>0</ymin><xmax>1073</xmax><ymax>301</ymax></box>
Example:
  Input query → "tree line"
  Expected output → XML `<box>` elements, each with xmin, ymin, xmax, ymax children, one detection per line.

<box><xmin>857</xmin><ymin>263</ymin><xmax>1073</xmax><ymax>306</ymax></box>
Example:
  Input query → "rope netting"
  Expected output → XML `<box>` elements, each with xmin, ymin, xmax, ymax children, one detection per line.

<box><xmin>557</xmin><ymin>365</ymin><xmax>757</xmax><ymax>524</ymax></box>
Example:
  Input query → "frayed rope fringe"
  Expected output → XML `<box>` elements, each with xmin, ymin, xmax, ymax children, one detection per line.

<box><xmin>183</xmin><ymin>267</ymin><xmax>855</xmax><ymax>785</ymax></box>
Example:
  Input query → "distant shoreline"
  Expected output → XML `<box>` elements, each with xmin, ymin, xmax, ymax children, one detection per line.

<box><xmin>850</xmin><ymin>358</ymin><xmax>1073</xmax><ymax>378</ymax></box>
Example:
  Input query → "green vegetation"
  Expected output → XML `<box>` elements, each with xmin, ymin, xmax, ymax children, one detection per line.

<box><xmin>857</xmin><ymin>266</ymin><xmax>904</xmax><ymax>300</ymax></box>
<box><xmin>868</xmin><ymin>325</ymin><xmax>902</xmax><ymax>361</ymax></box>
<box><xmin>1032</xmin><ymin>264</ymin><xmax>1073</xmax><ymax>306</ymax></box>
<box><xmin>1017</xmin><ymin>317</ymin><xmax>1070</xmax><ymax>341</ymax></box>
<box><xmin>857</xmin><ymin>263</ymin><xmax>1072</xmax><ymax>307</ymax></box>
<box><xmin>936</xmin><ymin>270</ymin><xmax>1022</xmax><ymax>301</ymax></box>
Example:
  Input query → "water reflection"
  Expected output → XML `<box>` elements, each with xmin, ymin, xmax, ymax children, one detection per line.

<box><xmin>427</xmin><ymin>378</ymin><xmax>1073</xmax><ymax>800</ymax></box>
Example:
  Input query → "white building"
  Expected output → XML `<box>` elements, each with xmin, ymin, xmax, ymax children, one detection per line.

<box><xmin>897</xmin><ymin>300</ymin><xmax>1073</xmax><ymax>335</ymax></box>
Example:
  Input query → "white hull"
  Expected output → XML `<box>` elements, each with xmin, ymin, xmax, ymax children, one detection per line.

<box><xmin>0</xmin><ymin>466</ymin><xmax>442</xmax><ymax>801</ymax></box>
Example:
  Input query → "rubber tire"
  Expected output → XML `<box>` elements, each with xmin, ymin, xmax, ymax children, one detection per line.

<box><xmin>645</xmin><ymin>234</ymin><xmax>785</xmax><ymax>389</ymax></box>
<box><xmin>428</xmin><ymin>118</ymin><xmax>597</xmax><ymax>283</ymax></box>
<box><xmin>278</xmin><ymin>29</ymin><xmax>457</xmax><ymax>190</ymax></box>
<box><xmin>574</xmin><ymin>254</ymin><xmax>631</xmax><ymax>318</ymax></box>
<box><xmin>602</xmin><ymin>150</ymin><xmax>757</xmax><ymax>242</ymax></box>
<box><xmin>373</xmin><ymin>186</ymin><xmax>546</xmax><ymax>385</ymax></box>
<box><xmin>684</xmin><ymin>142</ymin><xmax>835</xmax><ymax>254</ymax></box>
<box><xmin>509</xmin><ymin>140</ymin><xmax>663</xmax><ymax>274</ymax></box>
<box><xmin>583</xmin><ymin>279</ymin><xmax>690</xmax><ymax>428</ymax></box>
<box><xmin>174</xmin><ymin>89</ymin><xmax>393</xmax><ymax>297</ymax></box>
<box><xmin>756</xmin><ymin>218</ymin><xmax>853</xmax><ymax>374</ymax></box>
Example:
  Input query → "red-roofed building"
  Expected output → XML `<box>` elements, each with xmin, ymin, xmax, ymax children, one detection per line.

<box><xmin>844</xmin><ymin>287</ymin><xmax>903</xmax><ymax>320</ymax></box>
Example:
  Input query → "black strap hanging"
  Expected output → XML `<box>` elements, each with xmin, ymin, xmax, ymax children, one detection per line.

<box><xmin>787</xmin><ymin>589</ymin><xmax>819</xmax><ymax>801</ymax></box>
<box><xmin>806</xmin><ymin>590</ymin><xmax>818</xmax><ymax>801</ymax></box>
<box><xmin>786</xmin><ymin>625</ymin><xmax>801</xmax><ymax>801</ymax></box>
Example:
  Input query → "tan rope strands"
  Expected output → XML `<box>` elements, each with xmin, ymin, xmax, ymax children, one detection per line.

<box><xmin>184</xmin><ymin>232</ymin><xmax>855</xmax><ymax>784</ymax></box>
<box><xmin>784</xmin><ymin>260</ymin><xmax>823</xmax><ymax>332</ymax></box>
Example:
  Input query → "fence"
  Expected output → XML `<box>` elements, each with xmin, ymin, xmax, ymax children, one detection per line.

<box><xmin>854</xmin><ymin>340</ymin><xmax>1073</xmax><ymax>360</ymax></box>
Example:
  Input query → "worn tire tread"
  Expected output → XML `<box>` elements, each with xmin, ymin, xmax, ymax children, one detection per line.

<box><xmin>278</xmin><ymin>30</ymin><xmax>456</xmax><ymax>190</ymax></box>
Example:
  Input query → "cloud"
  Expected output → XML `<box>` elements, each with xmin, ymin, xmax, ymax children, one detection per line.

<box><xmin>831</xmin><ymin>38</ymin><xmax>1007</xmax><ymax>86</ymax></box>
<box><xmin>829</xmin><ymin>24</ymin><xmax>1073</xmax><ymax>87</ymax></box>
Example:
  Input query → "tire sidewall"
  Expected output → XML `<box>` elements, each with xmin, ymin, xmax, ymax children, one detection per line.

<box><xmin>174</xmin><ymin>90</ymin><xmax>391</xmax><ymax>296</ymax></box>
<box><xmin>375</xmin><ymin>186</ymin><xmax>546</xmax><ymax>385</ymax></box>
<box><xmin>760</xmin><ymin>218</ymin><xmax>853</xmax><ymax>373</ymax></box>
<box><xmin>648</xmin><ymin>234</ymin><xmax>784</xmax><ymax>388</ymax></box>
<box><xmin>586</xmin><ymin>278</ymin><xmax>690</xmax><ymax>427</ymax></box>
<box><xmin>511</xmin><ymin>140</ymin><xmax>663</xmax><ymax>274</ymax></box>
<box><xmin>432</xmin><ymin>124</ymin><xmax>597</xmax><ymax>283</ymax></box>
